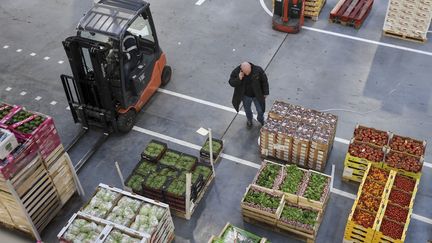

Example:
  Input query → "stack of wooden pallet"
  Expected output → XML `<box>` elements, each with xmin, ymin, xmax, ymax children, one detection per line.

<box><xmin>58</xmin><ymin>184</ymin><xmax>175</xmax><ymax>243</ymax></box>
<box><xmin>305</xmin><ymin>0</ymin><xmax>326</xmax><ymax>20</ymax></box>
<box><xmin>329</xmin><ymin>0</ymin><xmax>374</xmax><ymax>29</ymax></box>
<box><xmin>0</xmin><ymin>101</ymin><xmax>83</xmax><ymax>240</ymax></box>
<box><xmin>383</xmin><ymin>0</ymin><xmax>432</xmax><ymax>43</ymax></box>
<box><xmin>260</xmin><ymin>101</ymin><xmax>337</xmax><ymax>172</ymax></box>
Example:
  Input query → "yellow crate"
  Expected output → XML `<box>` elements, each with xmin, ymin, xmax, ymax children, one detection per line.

<box><xmin>342</xmin><ymin>166</ymin><xmax>366</xmax><ymax>183</ymax></box>
<box><xmin>345</xmin><ymin>160</ymin><xmax>369</xmax><ymax>170</ymax></box>
<box><xmin>382</xmin><ymin>163</ymin><xmax>422</xmax><ymax>180</ymax></box>
<box><xmin>344</xmin><ymin>219</ymin><xmax>375</xmax><ymax>242</ymax></box>
<box><xmin>373</xmin><ymin>215</ymin><xmax>411</xmax><ymax>243</ymax></box>
<box><xmin>344</xmin><ymin>151</ymin><xmax>384</xmax><ymax>169</ymax></box>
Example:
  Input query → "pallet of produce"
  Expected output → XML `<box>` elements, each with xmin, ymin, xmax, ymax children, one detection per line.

<box><xmin>141</xmin><ymin>140</ymin><xmax>167</xmax><ymax>162</ymax></box>
<box><xmin>241</xmin><ymin>184</ymin><xmax>285</xmax><ymax>225</ymax></box>
<box><xmin>277</xmin><ymin>201</ymin><xmax>322</xmax><ymax>239</ymax></box>
<box><xmin>73</xmin><ymin>184</ymin><xmax>175</xmax><ymax>243</ymax></box>
<box><xmin>252</xmin><ymin>160</ymin><xmax>284</xmax><ymax>190</ymax></box>
<box><xmin>383</xmin><ymin>150</ymin><xmax>423</xmax><ymax>179</ymax></box>
<box><xmin>209</xmin><ymin>222</ymin><xmax>269</xmax><ymax>243</ymax></box>
<box><xmin>308</xmin><ymin>128</ymin><xmax>333</xmax><ymax>172</ymax></box>
<box><xmin>0</xmin><ymin>128</ymin><xmax>18</xmax><ymax>160</ymax></box>
<box><xmin>47</xmin><ymin>153</ymin><xmax>79</xmax><ymax>205</ymax></box>
<box><xmin>200</xmin><ymin>137</ymin><xmax>223</xmax><ymax>160</ymax></box>
<box><xmin>298</xmin><ymin>170</ymin><xmax>331</xmax><ymax>211</ymax></box>
<box><xmin>277</xmin><ymin>164</ymin><xmax>308</xmax><ymax>204</ymax></box>
<box><xmin>353</xmin><ymin>125</ymin><xmax>389</xmax><ymax>147</ymax></box>
<box><xmin>389</xmin><ymin>134</ymin><xmax>426</xmax><ymax>157</ymax></box>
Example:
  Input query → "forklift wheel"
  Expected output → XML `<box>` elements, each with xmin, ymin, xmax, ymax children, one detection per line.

<box><xmin>161</xmin><ymin>65</ymin><xmax>172</xmax><ymax>86</ymax></box>
<box><xmin>117</xmin><ymin>110</ymin><xmax>136</xmax><ymax>133</ymax></box>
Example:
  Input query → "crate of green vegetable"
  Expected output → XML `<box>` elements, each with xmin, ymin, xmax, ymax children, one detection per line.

<box><xmin>141</xmin><ymin>140</ymin><xmax>167</xmax><ymax>162</ymax></box>
<box><xmin>159</xmin><ymin>149</ymin><xmax>181</xmax><ymax>168</ymax></box>
<box><xmin>298</xmin><ymin>170</ymin><xmax>331</xmax><ymax>211</ymax></box>
<box><xmin>252</xmin><ymin>161</ymin><xmax>284</xmax><ymax>190</ymax></box>
<box><xmin>193</xmin><ymin>163</ymin><xmax>213</xmax><ymax>192</ymax></box>
<box><xmin>213</xmin><ymin>222</ymin><xmax>269</xmax><ymax>243</ymax></box>
<box><xmin>163</xmin><ymin>174</ymin><xmax>202</xmax><ymax>210</ymax></box>
<box><xmin>200</xmin><ymin>138</ymin><xmax>223</xmax><ymax>160</ymax></box>
<box><xmin>277</xmin><ymin>202</ymin><xmax>321</xmax><ymax>236</ymax></box>
<box><xmin>175</xmin><ymin>153</ymin><xmax>198</xmax><ymax>171</ymax></box>
<box><xmin>278</xmin><ymin>165</ymin><xmax>308</xmax><ymax>204</ymax></box>
<box><xmin>241</xmin><ymin>184</ymin><xmax>284</xmax><ymax>224</ymax></box>
<box><xmin>0</xmin><ymin>103</ymin><xmax>18</xmax><ymax>128</ymax></box>
<box><xmin>134</xmin><ymin>160</ymin><xmax>158</xmax><ymax>176</ymax></box>
<box><xmin>126</xmin><ymin>173</ymin><xmax>146</xmax><ymax>193</ymax></box>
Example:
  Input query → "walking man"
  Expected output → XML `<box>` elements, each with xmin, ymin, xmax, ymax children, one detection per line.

<box><xmin>229</xmin><ymin>62</ymin><xmax>269</xmax><ymax>127</ymax></box>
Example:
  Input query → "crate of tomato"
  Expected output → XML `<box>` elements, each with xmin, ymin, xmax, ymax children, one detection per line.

<box><xmin>384</xmin><ymin>149</ymin><xmax>423</xmax><ymax>179</ymax></box>
<box><xmin>344</xmin><ymin>140</ymin><xmax>386</xmax><ymax>170</ymax></box>
<box><xmin>353</xmin><ymin>125</ymin><xmax>390</xmax><ymax>147</ymax></box>
<box><xmin>389</xmin><ymin>133</ymin><xmax>426</xmax><ymax>157</ymax></box>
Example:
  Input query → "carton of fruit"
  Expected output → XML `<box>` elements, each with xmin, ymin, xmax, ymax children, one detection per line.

<box><xmin>353</xmin><ymin>124</ymin><xmax>390</xmax><ymax>147</ymax></box>
<box><xmin>345</xmin><ymin>140</ymin><xmax>386</xmax><ymax>168</ymax></box>
<box><xmin>384</xmin><ymin>149</ymin><xmax>423</xmax><ymax>179</ymax></box>
<box><xmin>389</xmin><ymin>133</ymin><xmax>426</xmax><ymax>157</ymax></box>
<box><xmin>0</xmin><ymin>129</ymin><xmax>18</xmax><ymax>160</ymax></box>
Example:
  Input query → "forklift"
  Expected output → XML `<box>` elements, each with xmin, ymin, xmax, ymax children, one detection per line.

<box><xmin>61</xmin><ymin>0</ymin><xmax>171</xmax><ymax>171</ymax></box>
<box><xmin>273</xmin><ymin>0</ymin><xmax>305</xmax><ymax>33</ymax></box>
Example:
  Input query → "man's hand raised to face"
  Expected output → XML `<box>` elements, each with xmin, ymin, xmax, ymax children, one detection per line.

<box><xmin>239</xmin><ymin>70</ymin><xmax>245</xmax><ymax>80</ymax></box>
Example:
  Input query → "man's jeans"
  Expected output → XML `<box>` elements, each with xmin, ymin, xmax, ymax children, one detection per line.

<box><xmin>243</xmin><ymin>96</ymin><xmax>264</xmax><ymax>125</ymax></box>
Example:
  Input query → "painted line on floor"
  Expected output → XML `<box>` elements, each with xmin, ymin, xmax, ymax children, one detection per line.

<box><xmin>35</xmin><ymin>96</ymin><xmax>42</xmax><ymax>101</ymax></box>
<box><xmin>195</xmin><ymin>0</ymin><xmax>207</xmax><ymax>5</ymax></box>
<box><xmin>50</xmin><ymin>101</ymin><xmax>57</xmax><ymax>105</ymax></box>
<box><xmin>5</xmin><ymin>87</ymin><xmax>12</xmax><ymax>91</ymax></box>
<box><xmin>58</xmin><ymin>60</ymin><xmax>64</xmax><ymax>64</ymax></box>
<box><xmin>3</xmin><ymin>45</ymin><xmax>9</xmax><ymax>49</ymax></box>
<box><xmin>43</xmin><ymin>56</ymin><xmax>50</xmax><ymax>60</ymax></box>
<box><xmin>30</xmin><ymin>53</ymin><xmax>36</xmax><ymax>57</ymax></box>
<box><xmin>20</xmin><ymin>91</ymin><xmax>27</xmax><ymax>96</ymax></box>
<box><xmin>157</xmin><ymin>88</ymin><xmax>432</xmax><ymax>168</ymax></box>
<box><xmin>258</xmin><ymin>0</ymin><xmax>432</xmax><ymax>57</ymax></box>
<box><xmin>66</xmin><ymin>106</ymin><xmax>70</xmax><ymax>110</ymax></box>
<box><xmin>133</xmin><ymin>125</ymin><xmax>431</xmax><ymax>224</ymax></box>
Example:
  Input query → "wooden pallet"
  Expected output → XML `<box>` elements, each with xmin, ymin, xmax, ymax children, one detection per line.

<box><xmin>383</xmin><ymin>30</ymin><xmax>427</xmax><ymax>43</ymax></box>
<box><xmin>244</xmin><ymin>215</ymin><xmax>316</xmax><ymax>243</ymax></box>
<box><xmin>171</xmin><ymin>174</ymin><xmax>215</xmax><ymax>219</ymax></box>
<box><xmin>329</xmin><ymin>0</ymin><xmax>374</xmax><ymax>29</ymax></box>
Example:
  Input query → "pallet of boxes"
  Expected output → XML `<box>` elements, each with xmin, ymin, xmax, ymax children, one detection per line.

<box><xmin>342</xmin><ymin>124</ymin><xmax>425</xmax><ymax>243</ymax></box>
<box><xmin>260</xmin><ymin>101</ymin><xmax>338</xmax><ymax>171</ymax></box>
<box><xmin>0</xmin><ymin>102</ymin><xmax>83</xmax><ymax>241</ymax></box>
<box><xmin>58</xmin><ymin>183</ymin><xmax>175</xmax><ymax>243</ymax></box>
<box><xmin>124</xmin><ymin>140</ymin><xmax>215</xmax><ymax>220</ymax></box>
<box><xmin>240</xmin><ymin>160</ymin><xmax>332</xmax><ymax>243</ymax></box>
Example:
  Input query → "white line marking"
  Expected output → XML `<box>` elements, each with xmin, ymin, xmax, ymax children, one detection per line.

<box><xmin>5</xmin><ymin>87</ymin><xmax>12</xmax><ymax>91</ymax></box>
<box><xmin>412</xmin><ymin>214</ymin><xmax>432</xmax><ymax>225</ymax></box>
<box><xmin>30</xmin><ymin>53</ymin><xmax>36</xmax><ymax>56</ymax></box>
<box><xmin>3</xmin><ymin>45</ymin><xmax>9</xmax><ymax>49</ymax></box>
<box><xmin>259</xmin><ymin>0</ymin><xmax>432</xmax><ymax>57</ymax></box>
<box><xmin>132</xmin><ymin>125</ymin><xmax>432</xmax><ymax>223</ymax></box>
<box><xmin>335</xmin><ymin>137</ymin><xmax>350</xmax><ymax>145</ymax></box>
<box><xmin>331</xmin><ymin>188</ymin><xmax>357</xmax><ymax>200</ymax></box>
<box><xmin>331</xmin><ymin>164</ymin><xmax>335</xmax><ymax>190</ymax></box>
<box><xmin>424</xmin><ymin>162</ymin><xmax>432</xmax><ymax>168</ymax></box>
<box><xmin>177</xmin><ymin>42</ymin><xmax>181</xmax><ymax>45</ymax></box>
<box><xmin>58</xmin><ymin>60</ymin><xmax>64</xmax><ymax>64</ymax></box>
<box><xmin>16</xmin><ymin>49</ymin><xmax>22</xmax><ymax>53</ymax></box>
<box><xmin>66</xmin><ymin>106</ymin><xmax>70</xmax><ymax>110</ymax></box>
<box><xmin>44</xmin><ymin>56</ymin><xmax>50</xmax><ymax>60</ymax></box>
<box><xmin>195</xmin><ymin>0</ymin><xmax>206</xmax><ymax>5</ymax></box>
<box><xmin>35</xmin><ymin>96</ymin><xmax>42</xmax><ymax>101</ymax></box>
<box><xmin>50</xmin><ymin>101</ymin><xmax>57</xmax><ymax>105</ymax></box>
<box><xmin>232</xmin><ymin>48</ymin><xmax>236</xmax><ymax>52</ymax></box>
<box><xmin>158</xmin><ymin>88</ymin><xmax>245</xmax><ymax>115</ymax></box>
<box><xmin>20</xmin><ymin>91</ymin><xmax>27</xmax><ymax>96</ymax></box>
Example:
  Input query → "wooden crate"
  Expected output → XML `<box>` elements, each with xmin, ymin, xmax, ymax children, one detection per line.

<box><xmin>304</xmin><ymin>0</ymin><xmax>327</xmax><ymax>20</ymax></box>
<box><xmin>274</xmin><ymin>134</ymin><xmax>292</xmax><ymax>162</ymax></box>
<box><xmin>292</xmin><ymin>138</ymin><xmax>310</xmax><ymax>167</ymax></box>
<box><xmin>298</xmin><ymin>170</ymin><xmax>331</xmax><ymax>211</ymax></box>
<box><xmin>252</xmin><ymin>160</ymin><xmax>284</xmax><ymax>190</ymax></box>
<box><xmin>308</xmin><ymin>141</ymin><xmax>331</xmax><ymax>172</ymax></box>
<box><xmin>241</xmin><ymin>184</ymin><xmax>285</xmax><ymax>225</ymax></box>
<box><xmin>260</xmin><ymin>128</ymin><xmax>277</xmax><ymax>158</ymax></box>
<box><xmin>277</xmin><ymin>166</ymin><xmax>309</xmax><ymax>205</ymax></box>
<box><xmin>342</xmin><ymin>166</ymin><xmax>366</xmax><ymax>183</ymax></box>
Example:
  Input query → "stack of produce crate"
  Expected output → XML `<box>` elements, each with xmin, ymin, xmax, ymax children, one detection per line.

<box><xmin>383</xmin><ymin>0</ymin><xmax>432</xmax><ymax>43</ymax></box>
<box><xmin>343</xmin><ymin>124</ymin><xmax>426</xmax><ymax>183</ymax></box>
<box><xmin>58</xmin><ymin>184</ymin><xmax>175</xmax><ymax>243</ymax></box>
<box><xmin>208</xmin><ymin>222</ymin><xmax>269</xmax><ymax>243</ymax></box>
<box><xmin>125</xmin><ymin>140</ymin><xmax>215</xmax><ymax>220</ymax></box>
<box><xmin>344</xmin><ymin>163</ymin><xmax>420</xmax><ymax>243</ymax></box>
<box><xmin>260</xmin><ymin>101</ymin><xmax>338</xmax><ymax>171</ymax></box>
<box><xmin>0</xmin><ymin>101</ymin><xmax>82</xmax><ymax>240</ymax></box>
<box><xmin>304</xmin><ymin>0</ymin><xmax>326</xmax><ymax>20</ymax></box>
<box><xmin>240</xmin><ymin>160</ymin><xmax>331</xmax><ymax>242</ymax></box>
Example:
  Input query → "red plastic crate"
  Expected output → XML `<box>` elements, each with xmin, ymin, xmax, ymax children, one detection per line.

<box><xmin>329</xmin><ymin>0</ymin><xmax>374</xmax><ymax>29</ymax></box>
<box><xmin>0</xmin><ymin>140</ymin><xmax>39</xmax><ymax>180</ymax></box>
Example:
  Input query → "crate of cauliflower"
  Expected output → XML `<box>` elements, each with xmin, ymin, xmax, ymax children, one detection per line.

<box><xmin>58</xmin><ymin>183</ymin><xmax>175</xmax><ymax>243</ymax></box>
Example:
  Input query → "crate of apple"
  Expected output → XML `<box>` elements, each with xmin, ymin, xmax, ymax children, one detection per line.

<box><xmin>348</xmin><ymin>141</ymin><xmax>384</xmax><ymax>163</ymax></box>
<box><xmin>352</xmin><ymin>207</ymin><xmax>375</xmax><ymax>229</ymax></box>
<box><xmin>393</xmin><ymin>175</ymin><xmax>416</xmax><ymax>193</ymax></box>
<box><xmin>378</xmin><ymin>218</ymin><xmax>405</xmax><ymax>240</ymax></box>
<box><xmin>354</xmin><ymin>125</ymin><xmax>389</xmax><ymax>147</ymax></box>
<box><xmin>385</xmin><ymin>150</ymin><xmax>423</xmax><ymax>173</ymax></box>
<box><xmin>384</xmin><ymin>203</ymin><xmax>409</xmax><ymax>223</ymax></box>
<box><xmin>389</xmin><ymin>134</ymin><xmax>426</xmax><ymax>157</ymax></box>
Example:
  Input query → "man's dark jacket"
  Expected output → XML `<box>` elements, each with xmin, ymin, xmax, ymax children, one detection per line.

<box><xmin>228</xmin><ymin>63</ymin><xmax>269</xmax><ymax>112</ymax></box>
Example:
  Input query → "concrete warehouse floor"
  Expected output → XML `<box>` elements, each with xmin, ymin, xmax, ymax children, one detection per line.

<box><xmin>0</xmin><ymin>0</ymin><xmax>431</xmax><ymax>242</ymax></box>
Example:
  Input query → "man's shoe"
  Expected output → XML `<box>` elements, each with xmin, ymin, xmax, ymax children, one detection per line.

<box><xmin>246</xmin><ymin>120</ymin><xmax>252</xmax><ymax>128</ymax></box>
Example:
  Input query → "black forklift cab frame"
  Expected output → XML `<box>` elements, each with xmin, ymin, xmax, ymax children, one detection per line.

<box><xmin>61</xmin><ymin>0</ymin><xmax>161</xmax><ymax>171</ymax></box>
